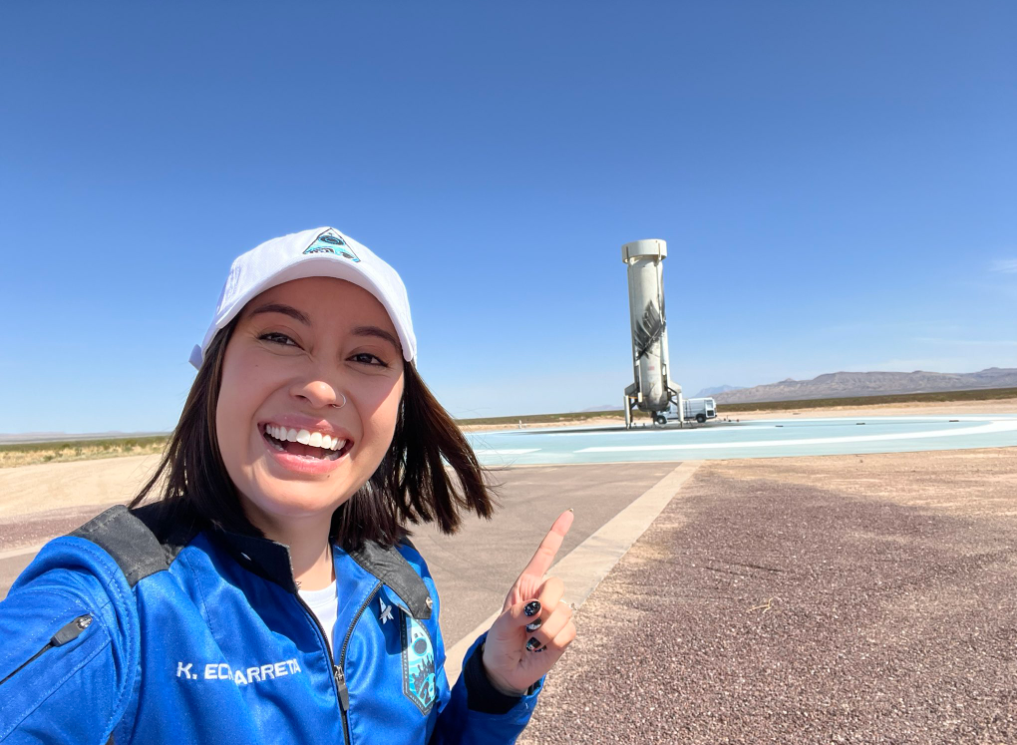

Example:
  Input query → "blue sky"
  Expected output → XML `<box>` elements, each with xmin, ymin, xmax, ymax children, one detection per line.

<box><xmin>1</xmin><ymin>1</ymin><xmax>1015</xmax><ymax>434</ymax></box>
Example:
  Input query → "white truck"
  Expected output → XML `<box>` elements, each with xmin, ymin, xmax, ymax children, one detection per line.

<box><xmin>681</xmin><ymin>397</ymin><xmax>717</xmax><ymax>424</ymax></box>
<box><xmin>653</xmin><ymin>397</ymin><xmax>717</xmax><ymax>426</ymax></box>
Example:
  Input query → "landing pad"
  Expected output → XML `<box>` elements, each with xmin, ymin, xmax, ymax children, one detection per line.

<box><xmin>465</xmin><ymin>415</ymin><xmax>1017</xmax><ymax>466</ymax></box>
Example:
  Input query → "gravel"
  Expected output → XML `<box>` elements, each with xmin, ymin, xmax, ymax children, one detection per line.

<box><xmin>520</xmin><ymin>449</ymin><xmax>1017</xmax><ymax>745</ymax></box>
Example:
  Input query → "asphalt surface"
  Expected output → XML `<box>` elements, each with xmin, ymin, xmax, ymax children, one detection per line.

<box><xmin>409</xmin><ymin>461</ymin><xmax>675</xmax><ymax>645</ymax></box>
<box><xmin>0</xmin><ymin>463</ymin><xmax>675</xmax><ymax>641</ymax></box>
<box><xmin>519</xmin><ymin>451</ymin><xmax>1017</xmax><ymax>744</ymax></box>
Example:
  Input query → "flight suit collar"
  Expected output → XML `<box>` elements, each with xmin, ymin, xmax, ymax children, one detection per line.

<box><xmin>212</xmin><ymin>529</ymin><xmax>432</xmax><ymax>620</ymax></box>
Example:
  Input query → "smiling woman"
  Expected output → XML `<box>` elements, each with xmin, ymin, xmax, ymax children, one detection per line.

<box><xmin>0</xmin><ymin>227</ymin><xmax>576</xmax><ymax>744</ymax></box>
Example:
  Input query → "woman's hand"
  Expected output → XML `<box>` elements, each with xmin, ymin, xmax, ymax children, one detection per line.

<box><xmin>481</xmin><ymin>510</ymin><xmax>576</xmax><ymax>695</ymax></box>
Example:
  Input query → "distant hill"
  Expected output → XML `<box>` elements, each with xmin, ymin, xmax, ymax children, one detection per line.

<box><xmin>713</xmin><ymin>368</ymin><xmax>1017</xmax><ymax>404</ymax></box>
<box><xmin>693</xmin><ymin>385</ymin><xmax>745</xmax><ymax>398</ymax></box>
<box><xmin>579</xmin><ymin>404</ymin><xmax>624</xmax><ymax>412</ymax></box>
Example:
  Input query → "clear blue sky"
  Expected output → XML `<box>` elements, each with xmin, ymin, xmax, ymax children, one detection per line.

<box><xmin>2</xmin><ymin>1</ymin><xmax>1015</xmax><ymax>434</ymax></box>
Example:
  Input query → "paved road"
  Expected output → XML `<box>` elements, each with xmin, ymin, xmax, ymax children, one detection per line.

<box><xmin>409</xmin><ymin>462</ymin><xmax>674</xmax><ymax>645</ymax></box>
<box><xmin>1</xmin><ymin>463</ymin><xmax>675</xmax><ymax>649</ymax></box>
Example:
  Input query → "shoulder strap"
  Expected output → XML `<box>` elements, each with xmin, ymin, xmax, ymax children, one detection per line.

<box><xmin>69</xmin><ymin>504</ymin><xmax>195</xmax><ymax>588</ymax></box>
<box><xmin>348</xmin><ymin>540</ymin><xmax>433</xmax><ymax>620</ymax></box>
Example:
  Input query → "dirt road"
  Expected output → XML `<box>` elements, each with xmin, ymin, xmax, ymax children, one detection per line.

<box><xmin>0</xmin><ymin>454</ymin><xmax>161</xmax><ymax>520</ymax></box>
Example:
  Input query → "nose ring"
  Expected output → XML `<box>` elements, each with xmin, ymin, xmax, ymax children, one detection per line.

<box><xmin>330</xmin><ymin>393</ymin><xmax>347</xmax><ymax>410</ymax></box>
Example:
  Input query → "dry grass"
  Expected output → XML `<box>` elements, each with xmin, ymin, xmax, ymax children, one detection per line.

<box><xmin>0</xmin><ymin>437</ymin><xmax>169</xmax><ymax>469</ymax></box>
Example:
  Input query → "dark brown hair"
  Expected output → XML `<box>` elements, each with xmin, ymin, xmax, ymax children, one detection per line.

<box><xmin>130</xmin><ymin>319</ymin><xmax>494</xmax><ymax>550</ymax></box>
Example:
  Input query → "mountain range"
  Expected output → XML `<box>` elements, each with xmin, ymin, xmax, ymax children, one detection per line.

<box><xmin>693</xmin><ymin>384</ymin><xmax>745</xmax><ymax>398</ymax></box>
<box><xmin>712</xmin><ymin>368</ymin><xmax>1017</xmax><ymax>404</ymax></box>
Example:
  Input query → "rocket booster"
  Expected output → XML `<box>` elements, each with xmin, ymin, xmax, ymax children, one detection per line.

<box><xmin>622</xmin><ymin>239</ymin><xmax>678</xmax><ymax>414</ymax></box>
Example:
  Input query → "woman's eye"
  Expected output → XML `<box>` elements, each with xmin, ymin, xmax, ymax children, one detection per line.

<box><xmin>260</xmin><ymin>332</ymin><xmax>297</xmax><ymax>347</ymax></box>
<box><xmin>351</xmin><ymin>352</ymin><xmax>388</xmax><ymax>367</ymax></box>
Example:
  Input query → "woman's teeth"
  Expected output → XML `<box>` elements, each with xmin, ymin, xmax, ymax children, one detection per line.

<box><xmin>264</xmin><ymin>424</ymin><xmax>346</xmax><ymax>452</ymax></box>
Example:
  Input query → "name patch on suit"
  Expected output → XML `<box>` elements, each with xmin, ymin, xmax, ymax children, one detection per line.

<box><xmin>175</xmin><ymin>658</ymin><xmax>302</xmax><ymax>686</ymax></box>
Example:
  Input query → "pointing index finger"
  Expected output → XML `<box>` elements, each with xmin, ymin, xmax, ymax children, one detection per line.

<box><xmin>520</xmin><ymin>510</ymin><xmax>574</xmax><ymax>580</ymax></box>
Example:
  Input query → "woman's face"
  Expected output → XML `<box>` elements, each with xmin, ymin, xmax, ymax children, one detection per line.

<box><xmin>216</xmin><ymin>276</ymin><xmax>405</xmax><ymax>533</ymax></box>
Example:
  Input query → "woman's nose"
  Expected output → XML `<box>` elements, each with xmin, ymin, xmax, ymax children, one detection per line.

<box><xmin>290</xmin><ymin>378</ymin><xmax>345</xmax><ymax>409</ymax></box>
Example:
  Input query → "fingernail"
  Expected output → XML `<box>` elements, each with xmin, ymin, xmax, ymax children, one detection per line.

<box><xmin>568</xmin><ymin>508</ymin><xmax>573</xmax><ymax>513</ymax></box>
<box><xmin>524</xmin><ymin>601</ymin><xmax>541</xmax><ymax>617</ymax></box>
<box><xmin>525</xmin><ymin>618</ymin><xmax>542</xmax><ymax>632</ymax></box>
<box><xmin>526</xmin><ymin>637</ymin><xmax>541</xmax><ymax>652</ymax></box>
<box><xmin>535</xmin><ymin>645</ymin><xmax>547</xmax><ymax>653</ymax></box>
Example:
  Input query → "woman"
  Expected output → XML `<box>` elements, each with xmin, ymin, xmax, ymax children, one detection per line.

<box><xmin>0</xmin><ymin>227</ymin><xmax>575</xmax><ymax>744</ymax></box>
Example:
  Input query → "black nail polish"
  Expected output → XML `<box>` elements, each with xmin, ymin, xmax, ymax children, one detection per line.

<box><xmin>524</xmin><ymin>601</ymin><xmax>541</xmax><ymax>617</ymax></box>
<box><xmin>535</xmin><ymin>645</ymin><xmax>547</xmax><ymax>653</ymax></box>
<box><xmin>525</xmin><ymin>618</ymin><xmax>542</xmax><ymax>632</ymax></box>
<box><xmin>526</xmin><ymin>637</ymin><xmax>541</xmax><ymax>652</ymax></box>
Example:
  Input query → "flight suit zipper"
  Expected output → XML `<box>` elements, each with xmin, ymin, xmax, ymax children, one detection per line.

<box><xmin>0</xmin><ymin>614</ymin><xmax>93</xmax><ymax>686</ymax></box>
<box><xmin>297</xmin><ymin>582</ymin><xmax>382</xmax><ymax>745</ymax></box>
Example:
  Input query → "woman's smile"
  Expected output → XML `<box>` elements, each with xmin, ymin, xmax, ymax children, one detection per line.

<box><xmin>257</xmin><ymin>418</ymin><xmax>355</xmax><ymax>474</ymax></box>
<box><xmin>262</xmin><ymin>424</ymin><xmax>347</xmax><ymax>457</ymax></box>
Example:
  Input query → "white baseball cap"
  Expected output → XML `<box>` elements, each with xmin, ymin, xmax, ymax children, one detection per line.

<box><xmin>189</xmin><ymin>227</ymin><xmax>416</xmax><ymax>369</ymax></box>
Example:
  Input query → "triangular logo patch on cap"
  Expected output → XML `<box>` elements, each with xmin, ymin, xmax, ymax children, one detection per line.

<box><xmin>303</xmin><ymin>229</ymin><xmax>361</xmax><ymax>262</ymax></box>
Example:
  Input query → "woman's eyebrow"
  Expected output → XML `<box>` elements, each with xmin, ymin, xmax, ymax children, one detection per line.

<box><xmin>352</xmin><ymin>325</ymin><xmax>400</xmax><ymax>349</ymax></box>
<box><xmin>248</xmin><ymin>303</ymin><xmax>311</xmax><ymax>325</ymax></box>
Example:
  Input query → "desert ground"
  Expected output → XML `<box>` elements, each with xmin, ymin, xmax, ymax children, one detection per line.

<box><xmin>519</xmin><ymin>447</ymin><xmax>1017</xmax><ymax>744</ymax></box>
